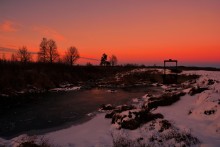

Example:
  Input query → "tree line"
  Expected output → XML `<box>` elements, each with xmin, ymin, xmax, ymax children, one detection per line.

<box><xmin>3</xmin><ymin>37</ymin><xmax>80</xmax><ymax>66</ymax></box>
<box><xmin>1</xmin><ymin>37</ymin><xmax>118</xmax><ymax>66</ymax></box>
<box><xmin>100</xmin><ymin>53</ymin><xmax>117</xmax><ymax>66</ymax></box>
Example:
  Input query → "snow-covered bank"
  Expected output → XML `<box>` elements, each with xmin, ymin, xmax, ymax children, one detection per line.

<box><xmin>0</xmin><ymin>114</ymin><xmax>113</xmax><ymax>147</ymax></box>
<box><xmin>45</xmin><ymin>113</ymin><xmax>112</xmax><ymax>147</ymax></box>
<box><xmin>155</xmin><ymin>94</ymin><xmax>220</xmax><ymax>146</ymax></box>
<box><xmin>1</xmin><ymin>69</ymin><xmax>220</xmax><ymax>147</ymax></box>
<box><xmin>155</xmin><ymin>70</ymin><xmax>220</xmax><ymax>146</ymax></box>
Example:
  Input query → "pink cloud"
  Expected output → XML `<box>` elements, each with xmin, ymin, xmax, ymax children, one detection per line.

<box><xmin>0</xmin><ymin>20</ymin><xmax>18</xmax><ymax>32</ymax></box>
<box><xmin>32</xmin><ymin>26</ymin><xmax>65</xmax><ymax>41</ymax></box>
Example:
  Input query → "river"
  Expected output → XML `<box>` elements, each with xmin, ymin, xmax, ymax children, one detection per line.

<box><xmin>0</xmin><ymin>87</ymin><xmax>162</xmax><ymax>139</ymax></box>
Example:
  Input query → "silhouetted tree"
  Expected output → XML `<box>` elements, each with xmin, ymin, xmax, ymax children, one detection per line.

<box><xmin>64</xmin><ymin>46</ymin><xmax>79</xmax><ymax>66</ymax></box>
<box><xmin>100</xmin><ymin>53</ymin><xmax>107</xmax><ymax>66</ymax></box>
<box><xmin>86</xmin><ymin>62</ymin><xmax>93</xmax><ymax>66</ymax></box>
<box><xmin>17</xmin><ymin>46</ymin><xmax>32</xmax><ymax>63</ymax></box>
<box><xmin>11</xmin><ymin>53</ymin><xmax>17</xmax><ymax>62</ymax></box>
<box><xmin>48</xmin><ymin>39</ymin><xmax>59</xmax><ymax>63</ymax></box>
<box><xmin>57</xmin><ymin>57</ymin><xmax>63</xmax><ymax>63</ymax></box>
<box><xmin>38</xmin><ymin>37</ymin><xmax>48</xmax><ymax>62</ymax></box>
<box><xmin>37</xmin><ymin>38</ymin><xmax>59</xmax><ymax>63</ymax></box>
<box><xmin>1</xmin><ymin>53</ymin><xmax>6</xmax><ymax>62</ymax></box>
<box><xmin>109</xmin><ymin>55</ymin><xmax>118</xmax><ymax>66</ymax></box>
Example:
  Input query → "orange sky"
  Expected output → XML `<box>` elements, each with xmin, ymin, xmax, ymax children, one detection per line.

<box><xmin>0</xmin><ymin>0</ymin><xmax>220</xmax><ymax>67</ymax></box>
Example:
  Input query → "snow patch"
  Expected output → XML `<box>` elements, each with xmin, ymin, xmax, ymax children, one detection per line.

<box><xmin>49</xmin><ymin>86</ymin><xmax>81</xmax><ymax>92</ymax></box>
<box><xmin>107</xmin><ymin>89</ymin><xmax>117</xmax><ymax>93</ymax></box>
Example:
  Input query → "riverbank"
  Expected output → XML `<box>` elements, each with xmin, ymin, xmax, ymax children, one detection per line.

<box><xmin>0</xmin><ymin>66</ymin><xmax>197</xmax><ymax>139</ymax></box>
<box><xmin>0</xmin><ymin>62</ymin><xmax>140</xmax><ymax>97</ymax></box>
<box><xmin>1</xmin><ymin>62</ymin><xmax>211</xmax><ymax>97</ymax></box>
<box><xmin>1</xmin><ymin>69</ymin><xmax>220</xmax><ymax>147</ymax></box>
<box><xmin>43</xmin><ymin>70</ymin><xmax>220</xmax><ymax>147</ymax></box>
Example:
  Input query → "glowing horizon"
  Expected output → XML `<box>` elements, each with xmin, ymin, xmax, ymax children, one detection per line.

<box><xmin>0</xmin><ymin>0</ymin><xmax>220</xmax><ymax>67</ymax></box>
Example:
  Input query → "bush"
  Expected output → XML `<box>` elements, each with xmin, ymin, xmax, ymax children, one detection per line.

<box><xmin>112</xmin><ymin>124</ymin><xmax>200</xmax><ymax>147</ymax></box>
<box><xmin>112</xmin><ymin>135</ymin><xmax>147</xmax><ymax>147</ymax></box>
<box><xmin>16</xmin><ymin>136</ymin><xmax>52</xmax><ymax>147</ymax></box>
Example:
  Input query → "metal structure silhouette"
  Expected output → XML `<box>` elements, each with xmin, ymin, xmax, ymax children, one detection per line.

<box><xmin>163</xmin><ymin>59</ymin><xmax>178</xmax><ymax>84</ymax></box>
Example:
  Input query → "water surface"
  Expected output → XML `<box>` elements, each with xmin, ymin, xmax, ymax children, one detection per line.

<box><xmin>0</xmin><ymin>87</ymin><xmax>155</xmax><ymax>139</ymax></box>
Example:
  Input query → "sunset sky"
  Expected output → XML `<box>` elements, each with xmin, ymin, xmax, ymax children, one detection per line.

<box><xmin>0</xmin><ymin>0</ymin><xmax>220</xmax><ymax>67</ymax></box>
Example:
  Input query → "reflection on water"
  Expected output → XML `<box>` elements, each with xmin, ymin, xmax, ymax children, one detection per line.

<box><xmin>0</xmin><ymin>87</ymin><xmax>160</xmax><ymax>138</ymax></box>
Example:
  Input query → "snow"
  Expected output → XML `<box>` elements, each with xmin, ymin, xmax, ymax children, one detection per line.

<box><xmin>49</xmin><ymin>86</ymin><xmax>81</xmax><ymax>92</ymax></box>
<box><xmin>1</xmin><ymin>69</ymin><xmax>220</xmax><ymax>147</ymax></box>
<box><xmin>0</xmin><ymin>114</ymin><xmax>113</xmax><ymax>147</ymax></box>
<box><xmin>152</xmin><ymin>83</ymin><xmax>158</xmax><ymax>86</ymax></box>
<box><xmin>182</xmin><ymin>88</ymin><xmax>192</xmax><ymax>93</ymax></box>
<box><xmin>107</xmin><ymin>89</ymin><xmax>117</xmax><ymax>93</ymax></box>
<box><xmin>115</xmin><ymin>68</ymin><xmax>165</xmax><ymax>81</ymax></box>
<box><xmin>45</xmin><ymin>113</ymin><xmax>113</xmax><ymax>147</ymax></box>
<box><xmin>0</xmin><ymin>134</ymin><xmax>28</xmax><ymax>147</ymax></box>
<box><xmin>132</xmin><ymin>98</ymin><xmax>139</xmax><ymax>103</ymax></box>
<box><xmin>155</xmin><ymin>93</ymin><xmax>220</xmax><ymax>146</ymax></box>
<box><xmin>155</xmin><ymin>70</ymin><xmax>220</xmax><ymax>146</ymax></box>
<box><xmin>161</xmin><ymin>85</ymin><xmax>168</xmax><ymax>89</ymax></box>
<box><xmin>142</xmin><ymin>94</ymin><xmax>150</xmax><ymax>101</ymax></box>
<box><xmin>0</xmin><ymin>94</ymin><xmax>9</xmax><ymax>97</ymax></box>
<box><xmin>110</xmin><ymin>118</ymin><xmax>199</xmax><ymax>147</ymax></box>
<box><xmin>119</xmin><ymin>109</ymin><xmax>142</xmax><ymax>116</ymax></box>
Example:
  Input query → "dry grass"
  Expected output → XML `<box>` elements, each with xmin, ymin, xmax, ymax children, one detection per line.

<box><xmin>16</xmin><ymin>136</ymin><xmax>54</xmax><ymax>147</ymax></box>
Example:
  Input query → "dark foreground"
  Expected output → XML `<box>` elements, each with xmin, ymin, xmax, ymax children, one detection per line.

<box><xmin>0</xmin><ymin>87</ymin><xmax>156</xmax><ymax>139</ymax></box>
<box><xmin>0</xmin><ymin>63</ymin><xmax>201</xmax><ymax>139</ymax></box>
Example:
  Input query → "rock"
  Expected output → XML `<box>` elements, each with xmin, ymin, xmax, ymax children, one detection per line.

<box><xmin>105</xmin><ymin>111</ymin><xmax>116</xmax><ymax>118</ymax></box>
<box><xmin>104</xmin><ymin>104</ymin><xmax>136</xmax><ymax>119</ymax></box>
<box><xmin>189</xmin><ymin>87</ymin><xmax>208</xmax><ymax>96</ymax></box>
<box><xmin>115</xmin><ymin>104</ymin><xmax>135</xmax><ymax>112</ymax></box>
<box><xmin>121</xmin><ymin>119</ymin><xmax>140</xmax><ymax>130</ymax></box>
<box><xmin>204</xmin><ymin>110</ymin><xmax>216</xmax><ymax>115</ymax></box>
<box><xmin>99</xmin><ymin>104</ymin><xmax>115</xmax><ymax>111</ymax></box>
<box><xmin>112</xmin><ymin>108</ymin><xmax>163</xmax><ymax>130</ymax></box>
<box><xmin>146</xmin><ymin>92</ymin><xmax>185</xmax><ymax>110</ymax></box>
<box><xmin>208</xmin><ymin>79</ymin><xmax>215</xmax><ymax>85</ymax></box>
<box><xmin>159</xmin><ymin>120</ymin><xmax>171</xmax><ymax>132</ymax></box>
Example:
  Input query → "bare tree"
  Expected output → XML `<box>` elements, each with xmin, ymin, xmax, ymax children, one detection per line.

<box><xmin>47</xmin><ymin>39</ymin><xmax>59</xmax><ymax>63</ymax></box>
<box><xmin>1</xmin><ymin>53</ymin><xmax>6</xmax><ymax>61</ymax></box>
<box><xmin>17</xmin><ymin>46</ymin><xmax>32</xmax><ymax>63</ymax></box>
<box><xmin>37</xmin><ymin>38</ymin><xmax>59</xmax><ymax>63</ymax></box>
<box><xmin>86</xmin><ymin>62</ymin><xmax>93</xmax><ymax>66</ymax></box>
<box><xmin>38</xmin><ymin>37</ymin><xmax>48</xmax><ymax>62</ymax></box>
<box><xmin>109</xmin><ymin>55</ymin><xmax>118</xmax><ymax>66</ymax></box>
<box><xmin>64</xmin><ymin>46</ymin><xmax>80</xmax><ymax>66</ymax></box>
<box><xmin>11</xmin><ymin>53</ymin><xmax>17</xmax><ymax>62</ymax></box>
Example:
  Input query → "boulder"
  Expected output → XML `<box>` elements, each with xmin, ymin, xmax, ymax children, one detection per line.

<box><xmin>99</xmin><ymin>104</ymin><xmax>115</xmax><ymax>111</ymax></box>
<box><xmin>112</xmin><ymin>109</ymin><xmax>163</xmax><ymax>130</ymax></box>
<box><xmin>189</xmin><ymin>87</ymin><xmax>208</xmax><ymax>96</ymax></box>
